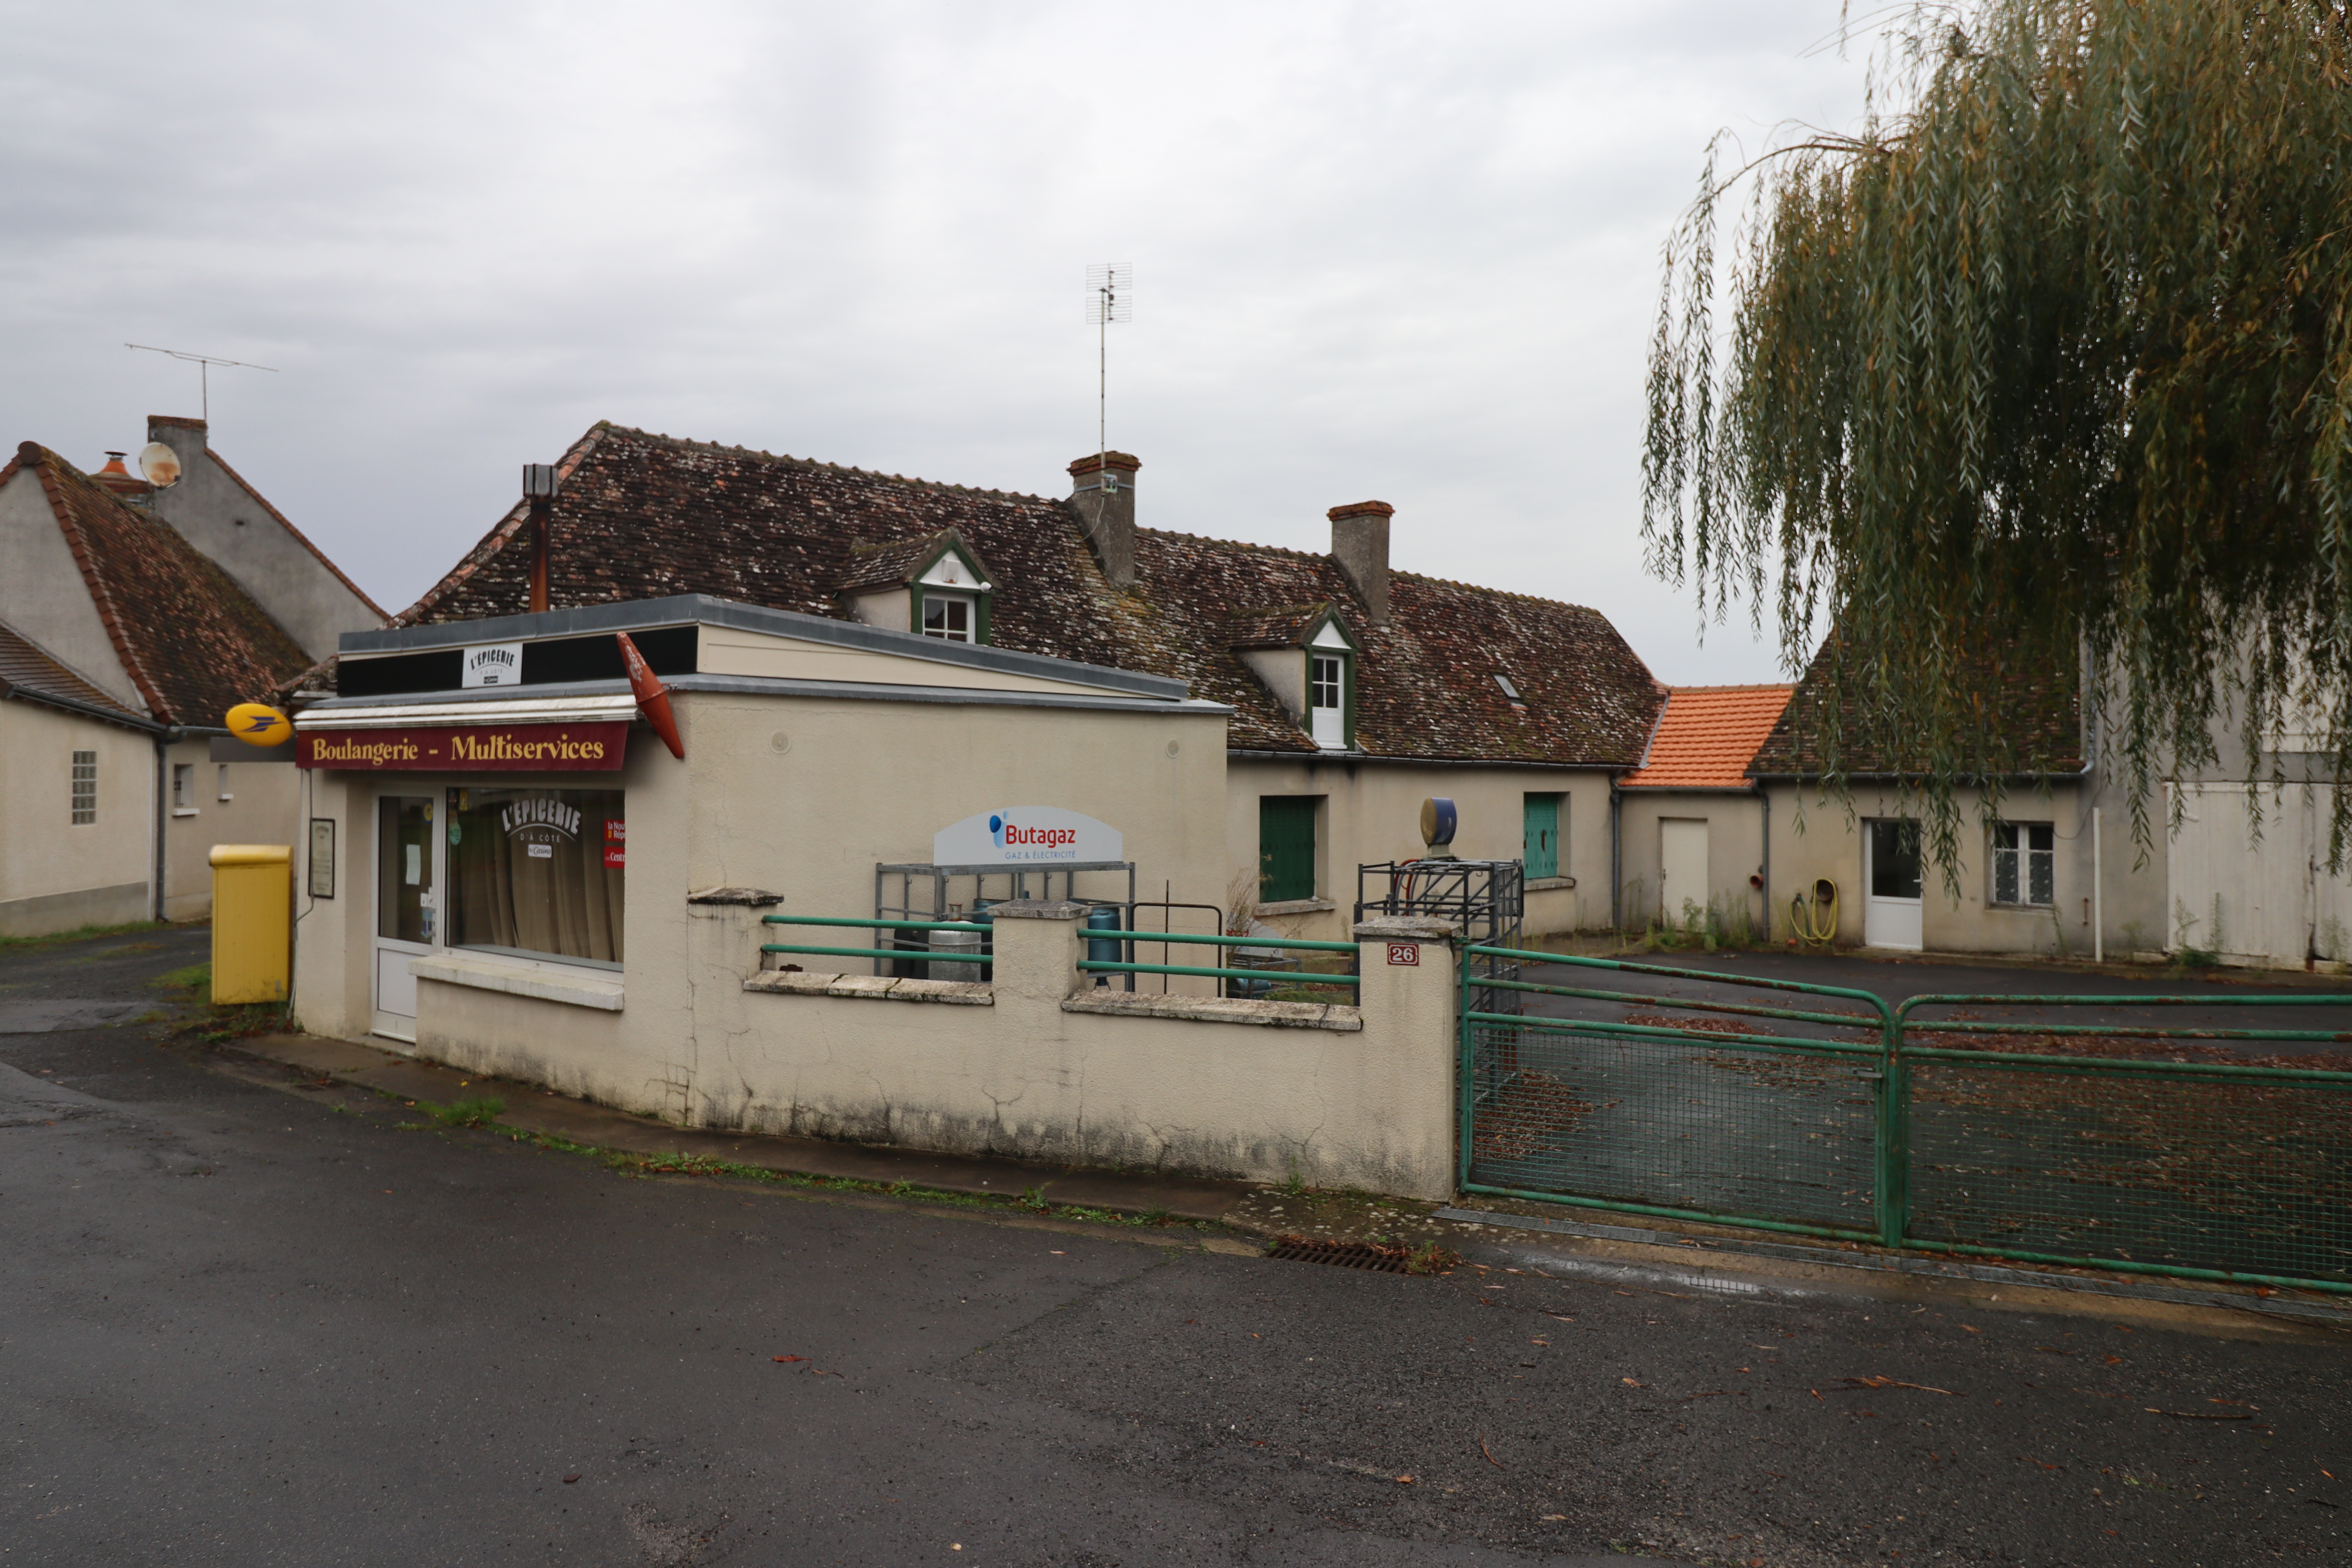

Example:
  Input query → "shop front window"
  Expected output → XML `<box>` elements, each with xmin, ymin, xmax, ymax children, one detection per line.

<box><xmin>445</xmin><ymin>786</ymin><xmax>625</xmax><ymax>966</ymax></box>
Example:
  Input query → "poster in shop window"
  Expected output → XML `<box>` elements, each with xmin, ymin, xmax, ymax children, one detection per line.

<box><xmin>931</xmin><ymin>806</ymin><xmax>1123</xmax><ymax>867</ymax></box>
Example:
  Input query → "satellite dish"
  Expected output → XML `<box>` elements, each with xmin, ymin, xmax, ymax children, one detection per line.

<box><xmin>136</xmin><ymin>441</ymin><xmax>181</xmax><ymax>488</ymax></box>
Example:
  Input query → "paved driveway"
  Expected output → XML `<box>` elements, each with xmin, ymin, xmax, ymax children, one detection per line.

<box><xmin>1510</xmin><ymin>950</ymin><xmax>2352</xmax><ymax>1057</ymax></box>
<box><xmin>2</xmin><ymin>930</ymin><xmax>2347</xmax><ymax>1566</ymax></box>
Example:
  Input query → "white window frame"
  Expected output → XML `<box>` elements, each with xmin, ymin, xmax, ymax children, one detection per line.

<box><xmin>921</xmin><ymin>592</ymin><xmax>976</xmax><ymax>643</ymax></box>
<box><xmin>217</xmin><ymin>763</ymin><xmax>234</xmax><ymax>802</ymax></box>
<box><xmin>171</xmin><ymin>762</ymin><xmax>197</xmax><ymax>816</ymax></box>
<box><xmin>1989</xmin><ymin>821</ymin><xmax>2056</xmax><ymax>907</ymax></box>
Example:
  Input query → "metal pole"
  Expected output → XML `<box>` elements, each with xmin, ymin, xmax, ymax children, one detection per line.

<box><xmin>2091</xmin><ymin>805</ymin><xmax>2104</xmax><ymax>964</ymax></box>
<box><xmin>528</xmin><ymin>495</ymin><xmax>551</xmax><ymax>613</ymax></box>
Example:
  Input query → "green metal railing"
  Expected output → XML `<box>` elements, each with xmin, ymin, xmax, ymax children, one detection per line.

<box><xmin>758</xmin><ymin>916</ymin><xmax>1360</xmax><ymax>990</ymax></box>
<box><xmin>760</xmin><ymin>914</ymin><xmax>996</xmax><ymax>967</ymax></box>
<box><xmin>1075</xmin><ymin>929</ymin><xmax>1361</xmax><ymax>990</ymax></box>
<box><xmin>1459</xmin><ymin>946</ymin><xmax>2352</xmax><ymax>1295</ymax></box>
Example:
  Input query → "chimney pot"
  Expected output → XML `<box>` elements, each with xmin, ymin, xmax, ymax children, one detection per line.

<box><xmin>1067</xmin><ymin>452</ymin><xmax>1140</xmax><ymax>588</ymax></box>
<box><xmin>1328</xmin><ymin>501</ymin><xmax>1394</xmax><ymax>628</ymax></box>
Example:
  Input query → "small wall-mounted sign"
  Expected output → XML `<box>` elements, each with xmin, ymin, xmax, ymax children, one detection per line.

<box><xmin>461</xmin><ymin>642</ymin><xmax>524</xmax><ymax>688</ymax></box>
<box><xmin>225</xmin><ymin>702</ymin><xmax>294</xmax><ymax>747</ymax></box>
<box><xmin>1385</xmin><ymin>942</ymin><xmax>1420</xmax><ymax>967</ymax></box>
<box><xmin>308</xmin><ymin>818</ymin><xmax>336</xmax><ymax>899</ymax></box>
<box><xmin>932</xmin><ymin>806</ymin><xmax>1123</xmax><ymax>867</ymax></box>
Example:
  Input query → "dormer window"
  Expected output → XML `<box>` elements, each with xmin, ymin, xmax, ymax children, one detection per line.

<box><xmin>922</xmin><ymin>593</ymin><xmax>975</xmax><ymax>642</ymax></box>
<box><xmin>1228</xmin><ymin>602</ymin><xmax>1355</xmax><ymax>751</ymax></box>
<box><xmin>836</xmin><ymin>528</ymin><xmax>996</xmax><ymax>646</ymax></box>
<box><xmin>1308</xmin><ymin>617</ymin><xmax>1354</xmax><ymax>751</ymax></box>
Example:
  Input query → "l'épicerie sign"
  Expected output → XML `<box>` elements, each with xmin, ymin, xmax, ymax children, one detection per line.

<box><xmin>297</xmin><ymin>723</ymin><xmax>629</xmax><ymax>771</ymax></box>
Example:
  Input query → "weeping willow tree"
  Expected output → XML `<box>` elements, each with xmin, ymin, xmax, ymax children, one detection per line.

<box><xmin>1644</xmin><ymin>0</ymin><xmax>2352</xmax><ymax>877</ymax></box>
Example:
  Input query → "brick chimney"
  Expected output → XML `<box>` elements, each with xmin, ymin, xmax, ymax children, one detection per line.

<box><xmin>147</xmin><ymin>414</ymin><xmax>208</xmax><ymax>458</ymax></box>
<box><xmin>1328</xmin><ymin>501</ymin><xmax>1394</xmax><ymax>628</ymax></box>
<box><xmin>1067</xmin><ymin>452</ymin><xmax>1139</xmax><ymax>589</ymax></box>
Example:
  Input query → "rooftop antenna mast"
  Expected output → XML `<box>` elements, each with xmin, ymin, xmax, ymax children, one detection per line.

<box><xmin>124</xmin><ymin>343</ymin><xmax>278</xmax><ymax>422</ymax></box>
<box><xmin>1084</xmin><ymin>264</ymin><xmax>1131</xmax><ymax>477</ymax></box>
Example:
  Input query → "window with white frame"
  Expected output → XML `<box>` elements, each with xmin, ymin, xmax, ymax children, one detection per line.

<box><xmin>217</xmin><ymin>763</ymin><xmax>233</xmax><ymax>802</ymax></box>
<box><xmin>70</xmin><ymin>751</ymin><xmax>96</xmax><ymax>824</ymax></box>
<box><xmin>171</xmin><ymin>762</ymin><xmax>196</xmax><ymax>814</ymax></box>
<box><xmin>1309</xmin><ymin>655</ymin><xmax>1345</xmax><ymax>748</ymax></box>
<box><xmin>921</xmin><ymin>593</ymin><xmax>975</xmax><ymax>642</ymax></box>
<box><xmin>1991</xmin><ymin>822</ymin><xmax>2055</xmax><ymax>906</ymax></box>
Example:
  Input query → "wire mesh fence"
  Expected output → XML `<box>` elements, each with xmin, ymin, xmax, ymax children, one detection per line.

<box><xmin>1467</xmin><ymin>1019</ymin><xmax>1879</xmax><ymax>1236</ymax></box>
<box><xmin>1459</xmin><ymin>946</ymin><xmax>2352</xmax><ymax>1294</ymax></box>
<box><xmin>1904</xmin><ymin>1052</ymin><xmax>2352</xmax><ymax>1286</ymax></box>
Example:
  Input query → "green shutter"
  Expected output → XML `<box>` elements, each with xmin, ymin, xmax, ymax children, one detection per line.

<box><xmin>1258</xmin><ymin>797</ymin><xmax>1317</xmax><ymax>903</ymax></box>
<box><xmin>1523</xmin><ymin>793</ymin><xmax>1560</xmax><ymax>880</ymax></box>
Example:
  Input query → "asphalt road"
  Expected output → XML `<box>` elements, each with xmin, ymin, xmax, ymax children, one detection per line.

<box><xmin>3</xmin><ymin>928</ymin><xmax>2348</xmax><ymax>1566</ymax></box>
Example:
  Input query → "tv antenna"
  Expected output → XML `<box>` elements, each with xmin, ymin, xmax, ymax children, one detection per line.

<box><xmin>1084</xmin><ymin>264</ymin><xmax>1131</xmax><ymax>473</ymax></box>
<box><xmin>124</xmin><ymin>343</ymin><xmax>278</xmax><ymax>422</ymax></box>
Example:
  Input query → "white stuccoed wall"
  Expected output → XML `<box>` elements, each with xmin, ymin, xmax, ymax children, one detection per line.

<box><xmin>414</xmin><ymin>901</ymin><xmax>1464</xmax><ymax>1200</ymax></box>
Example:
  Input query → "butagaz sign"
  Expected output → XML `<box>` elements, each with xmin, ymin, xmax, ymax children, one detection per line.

<box><xmin>931</xmin><ymin>806</ymin><xmax>1123</xmax><ymax>867</ymax></box>
<box><xmin>461</xmin><ymin>642</ymin><xmax>524</xmax><ymax>688</ymax></box>
<box><xmin>297</xmin><ymin>722</ymin><xmax>629</xmax><ymax>771</ymax></box>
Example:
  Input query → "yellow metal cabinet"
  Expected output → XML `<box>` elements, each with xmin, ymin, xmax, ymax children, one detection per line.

<box><xmin>209</xmin><ymin>844</ymin><xmax>292</xmax><ymax>1004</ymax></box>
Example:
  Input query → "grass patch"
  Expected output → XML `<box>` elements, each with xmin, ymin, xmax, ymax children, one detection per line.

<box><xmin>419</xmin><ymin>1096</ymin><xmax>506</xmax><ymax>1129</ymax></box>
<box><xmin>151</xmin><ymin>962</ymin><xmax>211</xmax><ymax>993</ymax></box>
<box><xmin>0</xmin><ymin>919</ymin><xmax>171</xmax><ymax>953</ymax></box>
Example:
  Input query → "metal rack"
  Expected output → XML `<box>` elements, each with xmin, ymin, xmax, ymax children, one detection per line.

<box><xmin>1355</xmin><ymin>857</ymin><xmax>1525</xmax><ymax>1016</ymax></box>
<box><xmin>874</xmin><ymin>860</ymin><xmax>1138</xmax><ymax>981</ymax></box>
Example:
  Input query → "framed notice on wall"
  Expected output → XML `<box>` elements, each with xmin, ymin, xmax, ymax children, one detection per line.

<box><xmin>309</xmin><ymin>818</ymin><xmax>336</xmax><ymax>899</ymax></box>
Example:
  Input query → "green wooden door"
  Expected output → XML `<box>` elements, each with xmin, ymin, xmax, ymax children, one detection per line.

<box><xmin>1523</xmin><ymin>793</ymin><xmax>1560</xmax><ymax>880</ymax></box>
<box><xmin>1258</xmin><ymin>797</ymin><xmax>1317</xmax><ymax>903</ymax></box>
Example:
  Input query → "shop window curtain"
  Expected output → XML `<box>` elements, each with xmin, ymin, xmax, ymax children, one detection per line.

<box><xmin>446</xmin><ymin>787</ymin><xmax>625</xmax><ymax>965</ymax></box>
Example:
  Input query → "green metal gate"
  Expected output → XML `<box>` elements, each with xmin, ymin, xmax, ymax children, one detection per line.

<box><xmin>1460</xmin><ymin>946</ymin><xmax>2352</xmax><ymax>1295</ymax></box>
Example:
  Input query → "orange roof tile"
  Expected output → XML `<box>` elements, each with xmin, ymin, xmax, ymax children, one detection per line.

<box><xmin>1621</xmin><ymin>684</ymin><xmax>1795</xmax><ymax>789</ymax></box>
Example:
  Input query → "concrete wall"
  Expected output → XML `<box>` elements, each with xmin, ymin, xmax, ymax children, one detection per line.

<box><xmin>144</xmin><ymin>417</ymin><xmax>382</xmax><ymax>662</ymax></box>
<box><xmin>1761</xmin><ymin>777</ymin><xmax>2137</xmax><ymax>956</ymax></box>
<box><xmin>1225</xmin><ymin>757</ymin><xmax>1609</xmax><ymax>942</ymax></box>
<box><xmin>1615</xmin><ymin>788</ymin><xmax>1770</xmax><ymax>934</ymax></box>
<box><xmin>0</xmin><ymin>701</ymin><xmax>152</xmax><ymax>935</ymax></box>
<box><xmin>158</xmin><ymin>742</ymin><xmax>304</xmax><ymax>922</ymax></box>
<box><xmin>419</xmin><ymin>903</ymin><xmax>1463</xmax><ymax>1199</ymax></box>
<box><xmin>294</xmin><ymin>688</ymin><xmax>1463</xmax><ymax>1196</ymax></box>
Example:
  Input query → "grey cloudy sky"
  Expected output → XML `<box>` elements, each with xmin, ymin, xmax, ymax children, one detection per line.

<box><xmin>1</xmin><ymin>2</ymin><xmax>1866</xmax><ymax>682</ymax></box>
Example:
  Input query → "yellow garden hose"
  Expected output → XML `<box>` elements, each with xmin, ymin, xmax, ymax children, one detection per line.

<box><xmin>1790</xmin><ymin>877</ymin><xmax>1840</xmax><ymax>948</ymax></box>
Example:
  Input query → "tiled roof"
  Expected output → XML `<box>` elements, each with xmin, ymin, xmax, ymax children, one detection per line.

<box><xmin>3</xmin><ymin>444</ymin><xmax>317</xmax><ymax>729</ymax></box>
<box><xmin>393</xmin><ymin>423</ymin><xmax>1667</xmax><ymax>764</ymax></box>
<box><xmin>1748</xmin><ymin>634</ymin><xmax>2083</xmax><ymax>777</ymax></box>
<box><xmin>831</xmin><ymin>529</ymin><xmax>985</xmax><ymax>594</ymax></box>
<box><xmin>1225</xmin><ymin>605</ymin><xmax>1332</xmax><ymax>650</ymax></box>
<box><xmin>0</xmin><ymin>617</ymin><xmax>152</xmax><ymax>728</ymax></box>
<box><xmin>1621</xmin><ymin>685</ymin><xmax>1794</xmax><ymax>789</ymax></box>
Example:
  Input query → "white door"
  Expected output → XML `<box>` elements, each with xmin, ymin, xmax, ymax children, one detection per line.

<box><xmin>2166</xmin><ymin>783</ymin><xmax>2312</xmax><ymax>965</ymax></box>
<box><xmin>372</xmin><ymin>793</ymin><xmax>440</xmax><ymax>1044</ymax></box>
<box><xmin>1864</xmin><ymin>818</ymin><xmax>1924</xmax><ymax>951</ymax></box>
<box><xmin>1659</xmin><ymin>818</ymin><xmax>1709</xmax><ymax>927</ymax></box>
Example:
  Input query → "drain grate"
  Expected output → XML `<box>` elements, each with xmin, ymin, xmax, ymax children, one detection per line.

<box><xmin>1265</xmin><ymin>1236</ymin><xmax>1410</xmax><ymax>1273</ymax></box>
